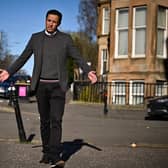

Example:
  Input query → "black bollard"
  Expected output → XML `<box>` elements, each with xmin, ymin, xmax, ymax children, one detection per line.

<box><xmin>8</xmin><ymin>83</ymin><xmax>14</xmax><ymax>106</ymax></box>
<box><xmin>10</xmin><ymin>85</ymin><xmax>27</xmax><ymax>142</ymax></box>
<box><xmin>103</xmin><ymin>89</ymin><xmax>108</xmax><ymax>115</ymax></box>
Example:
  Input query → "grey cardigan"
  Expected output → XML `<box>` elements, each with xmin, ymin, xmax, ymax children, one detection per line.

<box><xmin>7</xmin><ymin>30</ymin><xmax>91</xmax><ymax>91</ymax></box>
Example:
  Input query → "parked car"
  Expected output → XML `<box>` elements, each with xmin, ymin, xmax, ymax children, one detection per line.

<box><xmin>0</xmin><ymin>74</ymin><xmax>31</xmax><ymax>98</ymax></box>
<box><xmin>0</xmin><ymin>81</ymin><xmax>11</xmax><ymax>98</ymax></box>
<box><xmin>146</xmin><ymin>95</ymin><xmax>168</xmax><ymax>118</ymax></box>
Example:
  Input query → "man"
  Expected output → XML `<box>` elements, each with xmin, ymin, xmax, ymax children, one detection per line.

<box><xmin>0</xmin><ymin>9</ymin><xmax>97</xmax><ymax>168</ymax></box>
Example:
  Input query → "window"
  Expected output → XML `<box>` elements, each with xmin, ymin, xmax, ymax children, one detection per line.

<box><xmin>132</xmin><ymin>6</ymin><xmax>147</xmax><ymax>57</ymax></box>
<box><xmin>157</xmin><ymin>6</ymin><xmax>167</xmax><ymax>58</ymax></box>
<box><xmin>102</xmin><ymin>7</ymin><xmax>110</xmax><ymax>35</ymax></box>
<box><xmin>115</xmin><ymin>8</ymin><xmax>129</xmax><ymax>58</ymax></box>
<box><xmin>155</xmin><ymin>81</ymin><xmax>167</xmax><ymax>96</ymax></box>
<box><xmin>112</xmin><ymin>81</ymin><xmax>126</xmax><ymax>105</ymax></box>
<box><xmin>129</xmin><ymin>80</ymin><xmax>144</xmax><ymax>105</ymax></box>
<box><xmin>100</xmin><ymin>49</ymin><xmax>108</xmax><ymax>75</ymax></box>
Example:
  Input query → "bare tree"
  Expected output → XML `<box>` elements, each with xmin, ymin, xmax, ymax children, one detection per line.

<box><xmin>0</xmin><ymin>54</ymin><xmax>15</xmax><ymax>69</ymax></box>
<box><xmin>0</xmin><ymin>31</ymin><xmax>13</xmax><ymax>68</ymax></box>
<box><xmin>0</xmin><ymin>31</ymin><xmax>8</xmax><ymax>59</ymax></box>
<box><xmin>77</xmin><ymin>0</ymin><xmax>98</xmax><ymax>41</ymax></box>
<box><xmin>71</xmin><ymin>31</ymin><xmax>97</xmax><ymax>69</ymax></box>
<box><xmin>77</xmin><ymin>0</ymin><xmax>98</xmax><ymax>71</ymax></box>
<box><xmin>0</xmin><ymin>31</ymin><xmax>27</xmax><ymax>74</ymax></box>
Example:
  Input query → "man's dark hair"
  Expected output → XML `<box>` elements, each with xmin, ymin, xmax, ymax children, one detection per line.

<box><xmin>46</xmin><ymin>9</ymin><xmax>62</xmax><ymax>25</ymax></box>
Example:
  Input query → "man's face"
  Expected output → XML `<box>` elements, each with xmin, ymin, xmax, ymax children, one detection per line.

<box><xmin>45</xmin><ymin>14</ymin><xmax>60</xmax><ymax>33</ymax></box>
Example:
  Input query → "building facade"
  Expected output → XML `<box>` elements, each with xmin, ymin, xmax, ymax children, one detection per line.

<box><xmin>97</xmin><ymin>0</ymin><xmax>168</xmax><ymax>105</ymax></box>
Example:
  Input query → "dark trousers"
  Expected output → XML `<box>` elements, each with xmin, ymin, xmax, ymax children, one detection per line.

<box><xmin>36</xmin><ymin>82</ymin><xmax>66</xmax><ymax>161</ymax></box>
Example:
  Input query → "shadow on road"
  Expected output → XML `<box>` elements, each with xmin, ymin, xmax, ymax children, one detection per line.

<box><xmin>61</xmin><ymin>139</ymin><xmax>102</xmax><ymax>161</ymax></box>
<box><xmin>32</xmin><ymin>139</ymin><xmax>102</xmax><ymax>162</ymax></box>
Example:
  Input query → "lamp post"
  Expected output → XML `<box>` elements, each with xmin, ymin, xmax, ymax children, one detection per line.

<box><xmin>102</xmin><ymin>72</ymin><xmax>108</xmax><ymax>115</ymax></box>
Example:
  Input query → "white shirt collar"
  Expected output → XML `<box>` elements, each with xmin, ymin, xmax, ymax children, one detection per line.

<box><xmin>45</xmin><ymin>30</ymin><xmax>57</xmax><ymax>36</ymax></box>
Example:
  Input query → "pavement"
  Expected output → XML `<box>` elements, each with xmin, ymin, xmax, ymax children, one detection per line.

<box><xmin>0</xmin><ymin>99</ymin><xmax>168</xmax><ymax>168</ymax></box>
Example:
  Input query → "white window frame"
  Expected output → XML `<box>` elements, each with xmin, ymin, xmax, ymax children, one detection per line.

<box><xmin>100</xmin><ymin>49</ymin><xmax>108</xmax><ymax>75</ymax></box>
<box><xmin>132</xmin><ymin>6</ymin><xmax>147</xmax><ymax>58</ymax></box>
<box><xmin>155</xmin><ymin>81</ymin><xmax>167</xmax><ymax>96</ymax></box>
<box><xmin>156</xmin><ymin>7</ymin><xmax>168</xmax><ymax>58</ymax></box>
<box><xmin>129</xmin><ymin>80</ymin><xmax>144</xmax><ymax>105</ymax></box>
<box><xmin>102</xmin><ymin>7</ymin><xmax>110</xmax><ymax>35</ymax></box>
<box><xmin>112</xmin><ymin>80</ymin><xmax>126</xmax><ymax>105</ymax></box>
<box><xmin>115</xmin><ymin>8</ymin><xmax>129</xmax><ymax>59</ymax></box>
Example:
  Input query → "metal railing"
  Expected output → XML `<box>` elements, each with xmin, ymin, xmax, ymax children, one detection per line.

<box><xmin>73</xmin><ymin>81</ymin><xmax>168</xmax><ymax>105</ymax></box>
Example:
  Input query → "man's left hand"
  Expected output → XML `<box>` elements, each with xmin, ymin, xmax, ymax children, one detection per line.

<box><xmin>88</xmin><ymin>71</ymin><xmax>97</xmax><ymax>84</ymax></box>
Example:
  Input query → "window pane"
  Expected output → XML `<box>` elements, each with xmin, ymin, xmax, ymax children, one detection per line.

<box><xmin>118</xmin><ymin>9</ymin><xmax>128</xmax><ymax>28</ymax></box>
<box><xmin>155</xmin><ymin>85</ymin><xmax>163</xmax><ymax>96</ymax></box>
<box><xmin>158</xmin><ymin>7</ymin><xmax>166</xmax><ymax>27</ymax></box>
<box><xmin>103</xmin><ymin>22</ymin><xmax>109</xmax><ymax>34</ymax></box>
<box><xmin>132</xmin><ymin>82</ymin><xmax>144</xmax><ymax>105</ymax></box>
<box><xmin>115</xmin><ymin>96</ymin><xmax>126</xmax><ymax>105</ymax></box>
<box><xmin>155</xmin><ymin>82</ymin><xmax>167</xmax><ymax>96</ymax></box>
<box><xmin>157</xmin><ymin>29</ymin><xmax>164</xmax><ymax>55</ymax></box>
<box><xmin>103</xmin><ymin>62</ymin><xmax>107</xmax><ymax>74</ymax></box>
<box><xmin>135</xmin><ymin>28</ymin><xmax>146</xmax><ymax>54</ymax></box>
<box><xmin>102</xmin><ymin>49</ymin><xmax>108</xmax><ymax>74</ymax></box>
<box><xmin>103</xmin><ymin>49</ymin><xmax>107</xmax><ymax>60</ymax></box>
<box><xmin>104</xmin><ymin>8</ymin><xmax>109</xmax><ymax>18</ymax></box>
<box><xmin>135</xmin><ymin>7</ymin><xmax>146</xmax><ymax>26</ymax></box>
<box><xmin>113</xmin><ymin>82</ymin><xmax>126</xmax><ymax>105</ymax></box>
<box><xmin>116</xmin><ymin>83</ymin><xmax>126</xmax><ymax>94</ymax></box>
<box><xmin>118</xmin><ymin>30</ymin><xmax>128</xmax><ymax>55</ymax></box>
<box><xmin>133</xmin><ymin>6</ymin><xmax>147</xmax><ymax>57</ymax></box>
<box><xmin>103</xmin><ymin>8</ymin><xmax>110</xmax><ymax>34</ymax></box>
<box><xmin>133</xmin><ymin>96</ymin><xmax>144</xmax><ymax>105</ymax></box>
<box><xmin>132</xmin><ymin>83</ymin><xmax>144</xmax><ymax>94</ymax></box>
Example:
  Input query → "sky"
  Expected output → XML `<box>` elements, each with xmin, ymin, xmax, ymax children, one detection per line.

<box><xmin>0</xmin><ymin>0</ymin><xmax>81</xmax><ymax>75</ymax></box>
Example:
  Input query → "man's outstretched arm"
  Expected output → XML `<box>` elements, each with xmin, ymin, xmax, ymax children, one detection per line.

<box><xmin>0</xmin><ymin>69</ymin><xmax>10</xmax><ymax>82</ymax></box>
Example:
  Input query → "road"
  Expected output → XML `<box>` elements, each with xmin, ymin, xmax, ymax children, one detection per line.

<box><xmin>0</xmin><ymin>99</ymin><xmax>168</xmax><ymax>168</ymax></box>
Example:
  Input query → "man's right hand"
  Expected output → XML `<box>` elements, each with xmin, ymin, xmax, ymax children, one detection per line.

<box><xmin>0</xmin><ymin>69</ymin><xmax>10</xmax><ymax>82</ymax></box>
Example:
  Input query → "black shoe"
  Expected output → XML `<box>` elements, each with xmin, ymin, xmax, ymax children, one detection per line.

<box><xmin>39</xmin><ymin>154</ymin><xmax>50</xmax><ymax>164</ymax></box>
<box><xmin>50</xmin><ymin>160</ymin><xmax>65</xmax><ymax>168</ymax></box>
